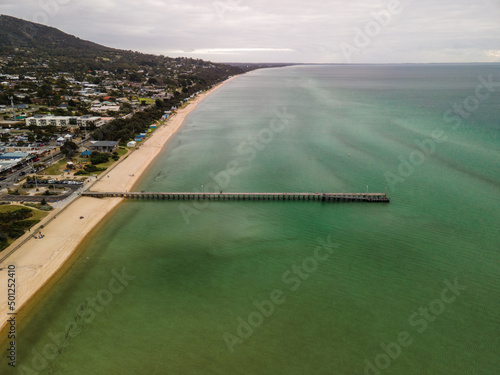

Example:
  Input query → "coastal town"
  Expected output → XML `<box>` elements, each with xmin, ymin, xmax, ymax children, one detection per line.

<box><xmin>0</xmin><ymin>64</ymin><xmax>180</xmax><ymax>184</ymax></box>
<box><xmin>0</xmin><ymin>43</ymin><xmax>247</xmax><ymax>252</ymax></box>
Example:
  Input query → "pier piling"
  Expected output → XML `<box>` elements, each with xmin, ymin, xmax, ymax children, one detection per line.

<box><xmin>82</xmin><ymin>192</ymin><xmax>390</xmax><ymax>203</ymax></box>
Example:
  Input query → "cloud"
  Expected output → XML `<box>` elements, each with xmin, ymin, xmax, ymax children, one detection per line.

<box><xmin>1</xmin><ymin>0</ymin><xmax>499</xmax><ymax>63</ymax></box>
<box><xmin>168</xmin><ymin>48</ymin><xmax>294</xmax><ymax>55</ymax></box>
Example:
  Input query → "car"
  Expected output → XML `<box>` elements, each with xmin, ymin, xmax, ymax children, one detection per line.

<box><xmin>19</xmin><ymin>171</ymin><xmax>26</xmax><ymax>176</ymax></box>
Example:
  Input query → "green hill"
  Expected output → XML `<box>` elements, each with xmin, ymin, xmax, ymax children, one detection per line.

<box><xmin>0</xmin><ymin>14</ymin><xmax>243</xmax><ymax>78</ymax></box>
<box><xmin>0</xmin><ymin>14</ymin><xmax>112</xmax><ymax>55</ymax></box>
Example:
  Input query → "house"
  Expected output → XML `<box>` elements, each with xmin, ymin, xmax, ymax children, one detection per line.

<box><xmin>89</xmin><ymin>141</ymin><xmax>118</xmax><ymax>153</ymax></box>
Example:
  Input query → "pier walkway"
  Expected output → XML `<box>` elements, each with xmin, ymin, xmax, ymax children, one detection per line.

<box><xmin>82</xmin><ymin>192</ymin><xmax>390</xmax><ymax>203</ymax></box>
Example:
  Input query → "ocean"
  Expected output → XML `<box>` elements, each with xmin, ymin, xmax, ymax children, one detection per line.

<box><xmin>4</xmin><ymin>64</ymin><xmax>500</xmax><ymax>374</ymax></box>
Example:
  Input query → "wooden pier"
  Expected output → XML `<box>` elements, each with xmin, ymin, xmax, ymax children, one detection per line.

<box><xmin>82</xmin><ymin>192</ymin><xmax>390</xmax><ymax>203</ymax></box>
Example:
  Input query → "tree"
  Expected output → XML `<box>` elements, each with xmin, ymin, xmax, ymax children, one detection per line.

<box><xmin>60</xmin><ymin>140</ymin><xmax>79</xmax><ymax>158</ymax></box>
<box><xmin>56</xmin><ymin>76</ymin><xmax>67</xmax><ymax>89</ymax></box>
<box><xmin>90</xmin><ymin>152</ymin><xmax>109</xmax><ymax>165</ymax></box>
<box><xmin>129</xmin><ymin>73</ymin><xmax>142</xmax><ymax>82</ymax></box>
<box><xmin>37</xmin><ymin>83</ymin><xmax>52</xmax><ymax>98</ymax></box>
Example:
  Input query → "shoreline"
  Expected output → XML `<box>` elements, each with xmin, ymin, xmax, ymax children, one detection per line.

<box><xmin>0</xmin><ymin>75</ymin><xmax>240</xmax><ymax>334</ymax></box>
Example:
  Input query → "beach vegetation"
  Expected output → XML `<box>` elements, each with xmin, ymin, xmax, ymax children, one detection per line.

<box><xmin>0</xmin><ymin>206</ymin><xmax>48</xmax><ymax>251</ymax></box>
<box><xmin>75</xmin><ymin>164</ymin><xmax>107</xmax><ymax>175</ymax></box>
<box><xmin>0</xmin><ymin>207</ymin><xmax>32</xmax><ymax>221</ymax></box>
<box><xmin>84</xmin><ymin>165</ymin><xmax>100</xmax><ymax>173</ymax></box>
<box><xmin>7</xmin><ymin>220</ymin><xmax>38</xmax><ymax>239</ymax></box>
<box><xmin>90</xmin><ymin>152</ymin><xmax>110</xmax><ymax>165</ymax></box>
<box><xmin>0</xmin><ymin>232</ymin><xmax>7</xmax><ymax>249</ymax></box>
<box><xmin>24</xmin><ymin>202</ymin><xmax>53</xmax><ymax>211</ymax></box>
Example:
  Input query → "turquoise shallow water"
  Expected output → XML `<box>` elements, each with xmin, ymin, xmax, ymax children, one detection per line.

<box><xmin>3</xmin><ymin>65</ymin><xmax>500</xmax><ymax>374</ymax></box>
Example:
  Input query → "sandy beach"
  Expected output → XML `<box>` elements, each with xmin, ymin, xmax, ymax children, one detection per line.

<box><xmin>0</xmin><ymin>76</ymin><xmax>238</xmax><ymax>333</ymax></box>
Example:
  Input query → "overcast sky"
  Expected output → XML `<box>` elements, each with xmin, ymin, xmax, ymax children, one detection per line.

<box><xmin>1</xmin><ymin>0</ymin><xmax>500</xmax><ymax>63</ymax></box>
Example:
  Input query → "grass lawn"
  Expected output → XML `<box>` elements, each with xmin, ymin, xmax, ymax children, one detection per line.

<box><xmin>138</xmin><ymin>97</ymin><xmax>155</xmax><ymax>105</ymax></box>
<box><xmin>116</xmin><ymin>148</ymin><xmax>128</xmax><ymax>157</ymax></box>
<box><xmin>0</xmin><ymin>204</ymin><xmax>50</xmax><ymax>221</ymax></box>
<box><xmin>0</xmin><ymin>204</ymin><xmax>22</xmax><ymax>214</ymax></box>
<box><xmin>95</xmin><ymin>148</ymin><xmax>128</xmax><ymax>170</ymax></box>
<box><xmin>43</xmin><ymin>159</ymin><xmax>68</xmax><ymax>176</ymax></box>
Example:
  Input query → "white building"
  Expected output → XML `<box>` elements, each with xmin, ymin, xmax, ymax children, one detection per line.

<box><xmin>90</xmin><ymin>104</ymin><xmax>121</xmax><ymax>113</ymax></box>
<box><xmin>25</xmin><ymin>116</ymin><xmax>105</xmax><ymax>128</ymax></box>
<box><xmin>26</xmin><ymin>116</ymin><xmax>74</xmax><ymax>127</ymax></box>
<box><xmin>78</xmin><ymin>116</ymin><xmax>105</xmax><ymax>128</ymax></box>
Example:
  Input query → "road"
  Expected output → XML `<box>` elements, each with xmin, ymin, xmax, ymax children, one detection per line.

<box><xmin>0</xmin><ymin>181</ymin><xmax>83</xmax><ymax>203</ymax></box>
<box><xmin>0</xmin><ymin>151</ymin><xmax>64</xmax><ymax>190</ymax></box>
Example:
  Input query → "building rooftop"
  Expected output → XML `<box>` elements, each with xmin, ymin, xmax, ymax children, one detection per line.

<box><xmin>0</xmin><ymin>152</ymin><xmax>29</xmax><ymax>159</ymax></box>
<box><xmin>90</xmin><ymin>141</ymin><xmax>118</xmax><ymax>147</ymax></box>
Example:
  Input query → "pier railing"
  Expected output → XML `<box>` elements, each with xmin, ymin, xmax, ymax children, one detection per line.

<box><xmin>82</xmin><ymin>192</ymin><xmax>390</xmax><ymax>203</ymax></box>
